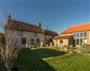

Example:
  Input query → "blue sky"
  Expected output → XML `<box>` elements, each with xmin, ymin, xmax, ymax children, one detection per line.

<box><xmin>0</xmin><ymin>0</ymin><xmax>90</xmax><ymax>33</ymax></box>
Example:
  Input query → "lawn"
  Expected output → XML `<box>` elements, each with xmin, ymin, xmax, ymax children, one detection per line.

<box><xmin>15</xmin><ymin>48</ymin><xmax>90</xmax><ymax>71</ymax></box>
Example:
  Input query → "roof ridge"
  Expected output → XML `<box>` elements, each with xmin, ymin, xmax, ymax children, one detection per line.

<box><xmin>61</xmin><ymin>22</ymin><xmax>90</xmax><ymax>34</ymax></box>
<box><xmin>68</xmin><ymin>22</ymin><xmax>90</xmax><ymax>30</ymax></box>
<box><xmin>5</xmin><ymin>19</ymin><xmax>58</xmax><ymax>35</ymax></box>
<box><xmin>12</xmin><ymin>19</ymin><xmax>41</xmax><ymax>28</ymax></box>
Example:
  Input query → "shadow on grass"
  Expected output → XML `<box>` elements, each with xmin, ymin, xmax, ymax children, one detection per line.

<box><xmin>30</xmin><ymin>48</ymin><xmax>66</xmax><ymax>58</ymax></box>
<box><xmin>15</xmin><ymin>48</ymin><xmax>66</xmax><ymax>71</ymax></box>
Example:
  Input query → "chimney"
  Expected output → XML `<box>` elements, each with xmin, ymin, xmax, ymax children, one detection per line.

<box><xmin>7</xmin><ymin>13</ymin><xmax>12</xmax><ymax>22</ymax></box>
<box><xmin>8</xmin><ymin>14</ymin><xmax>11</xmax><ymax>19</ymax></box>
<box><xmin>38</xmin><ymin>22</ymin><xmax>42</xmax><ymax>28</ymax></box>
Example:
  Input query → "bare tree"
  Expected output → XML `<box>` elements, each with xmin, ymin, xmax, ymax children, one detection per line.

<box><xmin>0</xmin><ymin>15</ymin><xmax>18</xmax><ymax>71</ymax></box>
<box><xmin>1</xmin><ymin>15</ymin><xmax>18</xmax><ymax>71</ymax></box>
<box><xmin>0</xmin><ymin>33</ymin><xmax>6</xmax><ymax>65</ymax></box>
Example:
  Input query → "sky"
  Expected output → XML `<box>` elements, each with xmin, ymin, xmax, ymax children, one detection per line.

<box><xmin>0</xmin><ymin>0</ymin><xmax>90</xmax><ymax>33</ymax></box>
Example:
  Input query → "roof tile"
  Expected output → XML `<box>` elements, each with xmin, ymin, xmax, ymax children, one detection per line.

<box><xmin>61</xmin><ymin>22</ymin><xmax>90</xmax><ymax>34</ymax></box>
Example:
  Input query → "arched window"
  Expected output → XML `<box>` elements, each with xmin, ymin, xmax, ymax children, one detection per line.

<box><xmin>21</xmin><ymin>37</ymin><xmax>26</xmax><ymax>45</ymax></box>
<box><xmin>36</xmin><ymin>38</ymin><xmax>40</xmax><ymax>44</ymax></box>
<box><xmin>31</xmin><ymin>39</ymin><xmax>34</xmax><ymax>45</ymax></box>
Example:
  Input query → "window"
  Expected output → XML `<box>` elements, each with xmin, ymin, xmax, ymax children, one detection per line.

<box><xmin>31</xmin><ymin>39</ymin><xmax>34</xmax><ymax>45</ymax></box>
<box><xmin>80</xmin><ymin>33</ymin><xmax>83</xmax><ymax>37</ymax></box>
<box><xmin>77</xmin><ymin>33</ymin><xmax>79</xmax><ymax>37</ymax></box>
<box><xmin>77</xmin><ymin>39</ymin><xmax>79</xmax><ymax>45</ymax></box>
<box><xmin>36</xmin><ymin>38</ymin><xmax>40</xmax><ymax>44</ymax></box>
<box><xmin>60</xmin><ymin>40</ymin><xmax>63</xmax><ymax>43</ymax></box>
<box><xmin>21</xmin><ymin>37</ymin><xmax>26</xmax><ymax>45</ymax></box>
<box><xmin>80</xmin><ymin>39</ymin><xmax>83</xmax><ymax>44</ymax></box>
<box><xmin>84</xmin><ymin>32</ymin><xmax>87</xmax><ymax>37</ymax></box>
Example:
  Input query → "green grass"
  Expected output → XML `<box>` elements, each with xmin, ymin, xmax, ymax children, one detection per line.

<box><xmin>15</xmin><ymin>48</ymin><xmax>90</xmax><ymax>71</ymax></box>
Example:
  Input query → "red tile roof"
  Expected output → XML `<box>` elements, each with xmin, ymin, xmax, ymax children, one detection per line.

<box><xmin>5</xmin><ymin>19</ymin><xmax>58</xmax><ymax>36</ymax></box>
<box><xmin>5</xmin><ymin>19</ymin><xmax>44</xmax><ymax>33</ymax></box>
<box><xmin>61</xmin><ymin>22</ymin><xmax>90</xmax><ymax>34</ymax></box>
